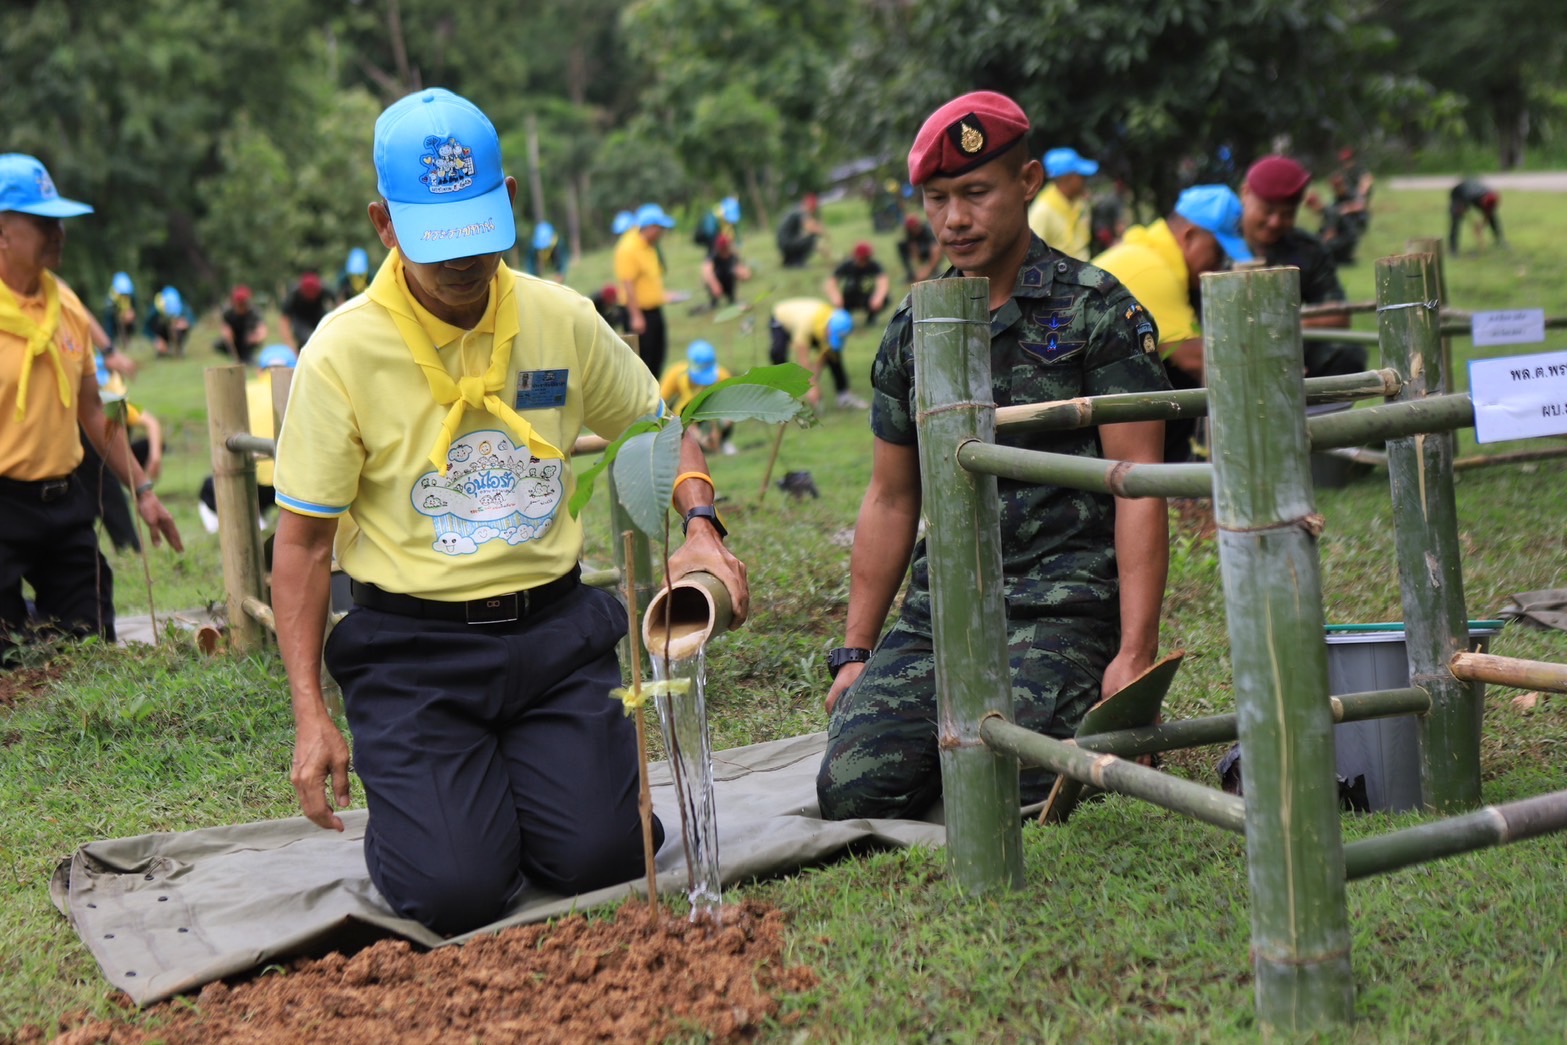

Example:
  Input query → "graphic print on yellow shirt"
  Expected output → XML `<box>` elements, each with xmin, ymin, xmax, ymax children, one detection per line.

<box><xmin>411</xmin><ymin>428</ymin><xmax>564</xmax><ymax>554</ymax></box>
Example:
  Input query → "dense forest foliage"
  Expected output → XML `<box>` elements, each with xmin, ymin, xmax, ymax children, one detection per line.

<box><xmin>4</xmin><ymin>0</ymin><xmax>1563</xmax><ymax>307</ymax></box>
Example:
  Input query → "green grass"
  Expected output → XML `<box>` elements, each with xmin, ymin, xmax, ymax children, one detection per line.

<box><xmin>5</xmin><ymin>185</ymin><xmax>1567</xmax><ymax>1039</ymax></box>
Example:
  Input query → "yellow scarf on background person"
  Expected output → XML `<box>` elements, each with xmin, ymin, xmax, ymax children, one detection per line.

<box><xmin>366</xmin><ymin>249</ymin><xmax>562</xmax><ymax>475</ymax></box>
<box><xmin>0</xmin><ymin>270</ymin><xmax>73</xmax><ymax>422</ymax></box>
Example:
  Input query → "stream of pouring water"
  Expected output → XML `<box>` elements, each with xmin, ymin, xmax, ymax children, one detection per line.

<box><xmin>650</xmin><ymin>645</ymin><xmax>721</xmax><ymax>923</ymax></box>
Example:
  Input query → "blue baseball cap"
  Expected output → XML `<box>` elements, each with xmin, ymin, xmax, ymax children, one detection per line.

<box><xmin>827</xmin><ymin>308</ymin><xmax>854</xmax><ymax>351</ymax></box>
<box><xmin>532</xmin><ymin>221</ymin><xmax>556</xmax><ymax>251</ymax></box>
<box><xmin>0</xmin><ymin>154</ymin><xmax>93</xmax><ymax>218</ymax></box>
<box><xmin>346</xmin><ymin>247</ymin><xmax>369</xmax><ymax>275</ymax></box>
<box><xmin>157</xmin><ymin>286</ymin><xmax>183</xmax><ymax>317</ymax></box>
<box><xmin>373</xmin><ymin>88</ymin><xmax>515</xmax><ymax>264</ymax></box>
<box><xmin>111</xmin><ymin>272</ymin><xmax>134</xmax><ymax>296</ymax></box>
<box><xmin>1043</xmin><ymin>148</ymin><xmax>1099</xmax><ymax>180</ymax></box>
<box><xmin>1174</xmin><ymin>184</ymin><xmax>1253</xmax><ymax>263</ymax></box>
<box><xmin>257</xmin><ymin>344</ymin><xmax>299</xmax><ymax>370</ymax></box>
<box><xmin>719</xmin><ymin>196</ymin><xmax>741</xmax><ymax>224</ymax></box>
<box><xmin>612</xmin><ymin>210</ymin><xmax>635</xmax><ymax>235</ymax></box>
<box><xmin>686</xmin><ymin>340</ymin><xmax>719</xmax><ymax>386</ymax></box>
<box><xmin>635</xmin><ymin>203</ymin><xmax>676</xmax><ymax>229</ymax></box>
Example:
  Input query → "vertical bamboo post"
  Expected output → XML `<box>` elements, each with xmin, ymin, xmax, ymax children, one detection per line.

<box><xmin>1405</xmin><ymin>238</ymin><xmax>1450</xmax><ymax>392</ymax></box>
<box><xmin>206</xmin><ymin>366</ymin><xmax>266</xmax><ymax>656</ymax></box>
<box><xmin>1377</xmin><ymin>253</ymin><xmax>1479</xmax><ymax>812</ymax></box>
<box><xmin>610</xmin><ymin>334</ymin><xmax>655</xmax><ymax>644</ymax></box>
<box><xmin>910</xmin><ymin>276</ymin><xmax>1023</xmax><ymax>894</ymax></box>
<box><xmin>1203</xmin><ymin>267</ymin><xmax>1354</xmax><ymax>1030</ymax></box>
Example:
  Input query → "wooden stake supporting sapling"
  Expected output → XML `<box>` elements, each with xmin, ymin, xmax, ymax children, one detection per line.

<box><xmin>612</xmin><ymin>531</ymin><xmax>661</xmax><ymax>924</ymax></box>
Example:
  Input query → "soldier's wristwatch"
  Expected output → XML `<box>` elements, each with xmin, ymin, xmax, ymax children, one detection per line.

<box><xmin>827</xmin><ymin>646</ymin><xmax>872</xmax><ymax>679</ymax></box>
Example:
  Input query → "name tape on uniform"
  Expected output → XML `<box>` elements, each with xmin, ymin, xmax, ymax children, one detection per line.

<box><xmin>1471</xmin><ymin>309</ymin><xmax>1545</xmax><ymax>347</ymax></box>
<box><xmin>1468</xmin><ymin>349</ymin><xmax>1567</xmax><ymax>443</ymax></box>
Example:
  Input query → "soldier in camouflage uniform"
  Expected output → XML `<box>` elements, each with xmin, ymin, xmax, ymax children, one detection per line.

<box><xmin>816</xmin><ymin>91</ymin><xmax>1171</xmax><ymax>821</ymax></box>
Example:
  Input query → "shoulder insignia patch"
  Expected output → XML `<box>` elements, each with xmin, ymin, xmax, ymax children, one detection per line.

<box><xmin>1142</xmin><ymin>332</ymin><xmax>1157</xmax><ymax>353</ymax></box>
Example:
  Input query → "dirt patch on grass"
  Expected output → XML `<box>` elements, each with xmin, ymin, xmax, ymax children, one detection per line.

<box><xmin>0</xmin><ymin>660</ymin><xmax>68</xmax><ymax>710</ymax></box>
<box><xmin>29</xmin><ymin>900</ymin><xmax>815</xmax><ymax>1044</ymax></box>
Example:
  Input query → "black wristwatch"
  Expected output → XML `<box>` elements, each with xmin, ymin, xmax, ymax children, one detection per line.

<box><xmin>681</xmin><ymin>504</ymin><xmax>728</xmax><ymax>539</ymax></box>
<box><xmin>827</xmin><ymin>646</ymin><xmax>872</xmax><ymax>678</ymax></box>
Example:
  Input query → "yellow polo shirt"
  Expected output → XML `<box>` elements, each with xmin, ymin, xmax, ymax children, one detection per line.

<box><xmin>659</xmin><ymin>362</ymin><xmax>732</xmax><ymax>415</ymax></box>
<box><xmin>1090</xmin><ymin>220</ymin><xmax>1200</xmax><ymax>353</ymax></box>
<box><xmin>246</xmin><ymin>372</ymin><xmax>280</xmax><ymax>488</ymax></box>
<box><xmin>274</xmin><ymin>265</ymin><xmax>660</xmax><ymax>600</ymax></box>
<box><xmin>0</xmin><ymin>276</ymin><xmax>93</xmax><ymax>480</ymax></box>
<box><xmin>772</xmin><ymin>298</ymin><xmax>835</xmax><ymax>362</ymax></box>
<box><xmin>1027</xmin><ymin>183</ymin><xmax>1091</xmax><ymax>261</ymax></box>
<box><xmin>613</xmin><ymin>229</ymin><xmax>666</xmax><ymax>310</ymax></box>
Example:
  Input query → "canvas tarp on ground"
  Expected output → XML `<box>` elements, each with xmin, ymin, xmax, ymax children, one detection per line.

<box><xmin>51</xmin><ymin>732</ymin><xmax>951</xmax><ymax>1007</ymax></box>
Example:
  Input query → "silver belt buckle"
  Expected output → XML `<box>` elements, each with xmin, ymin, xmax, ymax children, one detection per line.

<box><xmin>466</xmin><ymin>592</ymin><xmax>519</xmax><ymax>625</ymax></box>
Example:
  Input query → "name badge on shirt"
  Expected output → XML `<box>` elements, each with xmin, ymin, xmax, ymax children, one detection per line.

<box><xmin>514</xmin><ymin>369</ymin><xmax>569</xmax><ymax>409</ymax></box>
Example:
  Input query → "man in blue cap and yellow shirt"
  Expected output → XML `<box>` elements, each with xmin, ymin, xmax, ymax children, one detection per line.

<box><xmin>1028</xmin><ymin>147</ymin><xmax>1099</xmax><ymax>260</ymax></box>
<box><xmin>271</xmin><ymin>88</ymin><xmax>748</xmax><ymax>935</ymax></box>
<box><xmin>613</xmin><ymin>202</ymin><xmax>676</xmax><ymax>377</ymax></box>
<box><xmin>1091</xmin><ymin>183</ymin><xmax>1251</xmax><ymax>461</ymax></box>
<box><xmin>0</xmin><ymin>154</ymin><xmax>182</xmax><ymax>663</ymax></box>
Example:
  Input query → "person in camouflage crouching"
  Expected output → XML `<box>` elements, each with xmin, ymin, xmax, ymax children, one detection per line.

<box><xmin>816</xmin><ymin>91</ymin><xmax>1172</xmax><ymax>820</ymax></box>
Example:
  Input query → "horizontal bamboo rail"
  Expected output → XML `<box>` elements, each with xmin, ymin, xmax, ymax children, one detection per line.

<box><xmin>1453</xmin><ymin>446</ymin><xmax>1567</xmax><ymax>471</ymax></box>
<box><xmin>242</xmin><ymin>596</ymin><xmax>276</xmax><ymax>632</ymax></box>
<box><xmin>1306</xmin><ymin>394</ymin><xmax>1474</xmax><ymax>450</ymax></box>
<box><xmin>1302</xmin><ymin>315</ymin><xmax>1567</xmax><ymax>343</ymax></box>
<box><xmin>1343</xmin><ymin>789</ymin><xmax>1567</xmax><ymax>880</ymax></box>
<box><xmin>1450</xmin><ymin>652</ymin><xmax>1567</xmax><ymax>695</ymax></box>
<box><xmin>1065</xmin><ymin>687</ymin><xmax>1431</xmax><ymax>761</ymax></box>
<box><xmin>978</xmin><ymin>715</ymin><xmax>1247</xmax><ymax>834</ymax></box>
<box><xmin>995</xmin><ymin>370</ymin><xmax>1401</xmax><ymax>434</ymax></box>
<box><xmin>955</xmin><ymin>441</ymin><xmax>1213</xmax><ymax>498</ymax></box>
<box><xmin>582</xmin><ymin>567</ymin><xmax>622</xmax><ymax>590</ymax></box>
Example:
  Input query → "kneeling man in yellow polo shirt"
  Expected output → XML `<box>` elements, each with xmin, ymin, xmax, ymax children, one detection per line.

<box><xmin>271</xmin><ymin>88</ymin><xmax>749</xmax><ymax>935</ymax></box>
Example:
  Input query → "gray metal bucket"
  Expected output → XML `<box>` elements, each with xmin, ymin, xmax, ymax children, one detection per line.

<box><xmin>1325</xmin><ymin>621</ymin><xmax>1503</xmax><ymax>812</ymax></box>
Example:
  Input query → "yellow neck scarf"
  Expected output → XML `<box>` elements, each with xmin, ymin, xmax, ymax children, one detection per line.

<box><xmin>0</xmin><ymin>271</ymin><xmax>73</xmax><ymax>422</ymax></box>
<box><xmin>367</xmin><ymin>249</ymin><xmax>562</xmax><ymax>476</ymax></box>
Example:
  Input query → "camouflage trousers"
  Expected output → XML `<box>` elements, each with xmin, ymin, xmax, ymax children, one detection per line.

<box><xmin>816</xmin><ymin>611</ymin><xmax>1118</xmax><ymax>821</ymax></box>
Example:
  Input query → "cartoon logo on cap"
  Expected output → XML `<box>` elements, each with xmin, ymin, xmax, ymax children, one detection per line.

<box><xmin>958</xmin><ymin>121</ymin><xmax>985</xmax><ymax>155</ymax></box>
<box><xmin>419</xmin><ymin>135</ymin><xmax>476</xmax><ymax>195</ymax></box>
<box><xmin>34</xmin><ymin>170</ymin><xmax>58</xmax><ymax>201</ymax></box>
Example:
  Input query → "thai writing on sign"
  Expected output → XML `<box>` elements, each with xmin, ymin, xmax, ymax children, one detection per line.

<box><xmin>1471</xmin><ymin>309</ymin><xmax>1545</xmax><ymax>347</ymax></box>
<box><xmin>1468</xmin><ymin>349</ymin><xmax>1567</xmax><ymax>443</ymax></box>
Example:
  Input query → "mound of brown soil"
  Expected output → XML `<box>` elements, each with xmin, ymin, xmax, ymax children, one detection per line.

<box><xmin>32</xmin><ymin>900</ymin><xmax>815</xmax><ymax>1044</ymax></box>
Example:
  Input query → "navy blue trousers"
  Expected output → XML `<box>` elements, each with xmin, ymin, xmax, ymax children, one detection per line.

<box><xmin>0</xmin><ymin>475</ymin><xmax>114</xmax><ymax>659</ymax></box>
<box><xmin>324</xmin><ymin>583</ymin><xmax>660</xmax><ymax>935</ymax></box>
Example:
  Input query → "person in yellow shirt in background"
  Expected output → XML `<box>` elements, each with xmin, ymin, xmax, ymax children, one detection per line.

<box><xmin>660</xmin><ymin>340</ymin><xmax>735</xmax><ymax>455</ymax></box>
<box><xmin>1091</xmin><ymin>184</ymin><xmax>1251</xmax><ymax>461</ymax></box>
<box><xmin>196</xmin><ymin>343</ymin><xmax>294</xmax><ymax>534</ymax></box>
<box><xmin>0</xmin><ymin>153</ymin><xmax>181</xmax><ymax>663</ymax></box>
<box><xmin>1027</xmin><ymin>148</ymin><xmax>1098</xmax><ymax>261</ymax></box>
<box><xmin>613</xmin><ymin>202</ymin><xmax>676</xmax><ymax>377</ymax></box>
<box><xmin>769</xmin><ymin>298</ymin><xmax>860</xmax><ymax>410</ymax></box>
<box><xmin>271</xmin><ymin>88</ymin><xmax>747</xmax><ymax>936</ymax></box>
<box><xmin>80</xmin><ymin>347</ymin><xmax>165</xmax><ymax>553</ymax></box>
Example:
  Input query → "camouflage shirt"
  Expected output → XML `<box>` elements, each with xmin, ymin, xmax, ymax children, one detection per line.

<box><xmin>870</xmin><ymin>235</ymin><xmax>1170</xmax><ymax>624</ymax></box>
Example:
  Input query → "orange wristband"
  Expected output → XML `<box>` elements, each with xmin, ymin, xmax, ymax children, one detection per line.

<box><xmin>672</xmin><ymin>471</ymin><xmax>715</xmax><ymax>502</ymax></box>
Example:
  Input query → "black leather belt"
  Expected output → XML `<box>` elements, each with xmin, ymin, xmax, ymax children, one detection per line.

<box><xmin>350</xmin><ymin>566</ymin><xmax>581</xmax><ymax>625</ymax></box>
<box><xmin>0</xmin><ymin>475</ymin><xmax>74</xmax><ymax>503</ymax></box>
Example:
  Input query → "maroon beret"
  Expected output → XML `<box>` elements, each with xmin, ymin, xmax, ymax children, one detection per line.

<box><xmin>1245</xmin><ymin>155</ymin><xmax>1311</xmax><ymax>203</ymax></box>
<box><xmin>908</xmin><ymin>91</ymin><xmax>1030</xmax><ymax>186</ymax></box>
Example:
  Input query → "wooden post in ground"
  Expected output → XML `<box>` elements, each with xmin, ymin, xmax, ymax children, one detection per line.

<box><xmin>1203</xmin><ymin>266</ymin><xmax>1354</xmax><ymax>1030</ymax></box>
<box><xmin>206</xmin><ymin>366</ymin><xmax>266</xmax><ymax>655</ymax></box>
<box><xmin>1378</xmin><ymin>252</ymin><xmax>1480</xmax><ymax>812</ymax></box>
<box><xmin>910</xmin><ymin>276</ymin><xmax>1023</xmax><ymax>894</ymax></box>
<box><xmin>1405</xmin><ymin>237</ymin><xmax>1450</xmax><ymax>391</ymax></box>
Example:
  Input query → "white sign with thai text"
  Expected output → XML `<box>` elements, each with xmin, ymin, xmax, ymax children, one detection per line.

<box><xmin>1468</xmin><ymin>349</ymin><xmax>1567</xmax><ymax>443</ymax></box>
<box><xmin>1471</xmin><ymin>309</ymin><xmax>1546</xmax><ymax>347</ymax></box>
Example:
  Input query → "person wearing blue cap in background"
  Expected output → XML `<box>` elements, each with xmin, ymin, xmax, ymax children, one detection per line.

<box><xmin>339</xmin><ymin>247</ymin><xmax>372</xmax><ymax>300</ymax></box>
<box><xmin>769</xmin><ymin>298</ymin><xmax>862</xmax><ymax>410</ymax></box>
<box><xmin>524</xmin><ymin>220</ymin><xmax>568</xmax><ymax>282</ymax></box>
<box><xmin>613</xmin><ymin>202</ymin><xmax>676</xmax><ymax>377</ymax></box>
<box><xmin>270</xmin><ymin>88</ymin><xmax>747</xmax><ymax>936</ymax></box>
<box><xmin>143</xmin><ymin>284</ymin><xmax>191</xmax><ymax>358</ymax></box>
<box><xmin>0</xmin><ymin>153</ymin><xmax>182</xmax><ymax>664</ymax></box>
<box><xmin>1092</xmin><ymin>184</ymin><xmax>1252</xmax><ymax>462</ymax></box>
<box><xmin>1028</xmin><ymin>147</ymin><xmax>1099</xmax><ymax>261</ymax></box>
<box><xmin>692</xmin><ymin>196</ymin><xmax>740</xmax><ymax>257</ymax></box>
<box><xmin>660</xmin><ymin>339</ymin><xmax>735</xmax><ymax>454</ymax></box>
<box><xmin>102</xmin><ymin>271</ymin><xmax>138</xmax><ymax>353</ymax></box>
